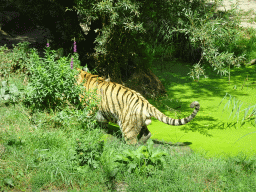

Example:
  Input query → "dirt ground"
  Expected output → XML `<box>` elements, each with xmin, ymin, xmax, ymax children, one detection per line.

<box><xmin>215</xmin><ymin>0</ymin><xmax>256</xmax><ymax>28</ymax></box>
<box><xmin>217</xmin><ymin>0</ymin><xmax>256</xmax><ymax>13</ymax></box>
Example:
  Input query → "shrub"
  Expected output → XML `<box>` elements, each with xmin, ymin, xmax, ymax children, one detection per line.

<box><xmin>115</xmin><ymin>139</ymin><xmax>168</xmax><ymax>175</ymax></box>
<box><xmin>0</xmin><ymin>42</ymin><xmax>31</xmax><ymax>78</ymax></box>
<box><xmin>24</xmin><ymin>47</ymin><xmax>81</xmax><ymax>111</ymax></box>
<box><xmin>74</xmin><ymin>131</ymin><xmax>104</xmax><ymax>169</ymax></box>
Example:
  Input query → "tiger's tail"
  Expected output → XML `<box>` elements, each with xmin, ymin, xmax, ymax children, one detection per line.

<box><xmin>148</xmin><ymin>101</ymin><xmax>200</xmax><ymax>126</ymax></box>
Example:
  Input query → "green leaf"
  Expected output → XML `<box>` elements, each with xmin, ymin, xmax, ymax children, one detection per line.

<box><xmin>1</xmin><ymin>81</ymin><xmax>7</xmax><ymax>87</ymax></box>
<box><xmin>151</xmin><ymin>151</ymin><xmax>167</xmax><ymax>158</ymax></box>
<box><xmin>109</xmin><ymin>168</ymin><xmax>119</xmax><ymax>177</ymax></box>
<box><xmin>137</xmin><ymin>145</ymin><xmax>147</xmax><ymax>152</ymax></box>
<box><xmin>3</xmin><ymin>94</ymin><xmax>10</xmax><ymax>100</ymax></box>
<box><xmin>135</xmin><ymin>151</ymin><xmax>144</xmax><ymax>160</ymax></box>
<box><xmin>4</xmin><ymin>178</ymin><xmax>14</xmax><ymax>187</ymax></box>
<box><xmin>115</xmin><ymin>154</ymin><xmax>130</xmax><ymax>163</ymax></box>
<box><xmin>147</xmin><ymin>139</ymin><xmax>154</xmax><ymax>155</ymax></box>
<box><xmin>0</xmin><ymin>87</ymin><xmax>6</xmax><ymax>96</ymax></box>
<box><xmin>123</xmin><ymin>149</ymin><xmax>136</xmax><ymax>159</ymax></box>
<box><xmin>127</xmin><ymin>163</ymin><xmax>137</xmax><ymax>173</ymax></box>
<box><xmin>9</xmin><ymin>84</ymin><xmax>19</xmax><ymax>95</ymax></box>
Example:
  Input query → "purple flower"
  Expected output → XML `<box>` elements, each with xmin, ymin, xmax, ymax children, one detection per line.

<box><xmin>70</xmin><ymin>58</ymin><xmax>73</xmax><ymax>69</ymax></box>
<box><xmin>47</xmin><ymin>42</ymin><xmax>50</xmax><ymax>47</ymax></box>
<box><xmin>74</xmin><ymin>41</ymin><xmax>77</xmax><ymax>53</ymax></box>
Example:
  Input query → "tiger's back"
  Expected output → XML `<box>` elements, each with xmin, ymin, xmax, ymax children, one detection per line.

<box><xmin>77</xmin><ymin>68</ymin><xmax>200</xmax><ymax>145</ymax></box>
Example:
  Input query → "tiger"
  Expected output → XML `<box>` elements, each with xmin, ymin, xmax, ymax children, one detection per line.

<box><xmin>76</xmin><ymin>68</ymin><xmax>200</xmax><ymax>145</ymax></box>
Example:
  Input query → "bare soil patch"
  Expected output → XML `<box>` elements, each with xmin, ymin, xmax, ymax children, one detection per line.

<box><xmin>215</xmin><ymin>0</ymin><xmax>256</xmax><ymax>28</ymax></box>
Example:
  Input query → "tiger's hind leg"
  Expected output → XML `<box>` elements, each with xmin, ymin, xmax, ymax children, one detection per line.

<box><xmin>138</xmin><ymin>125</ymin><xmax>151</xmax><ymax>144</ymax></box>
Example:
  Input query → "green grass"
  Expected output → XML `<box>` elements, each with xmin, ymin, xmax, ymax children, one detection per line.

<box><xmin>0</xmin><ymin>101</ymin><xmax>109</xmax><ymax>191</ymax></box>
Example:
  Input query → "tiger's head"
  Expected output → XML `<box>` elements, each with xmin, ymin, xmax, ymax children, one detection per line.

<box><xmin>76</xmin><ymin>68</ymin><xmax>87</xmax><ymax>85</ymax></box>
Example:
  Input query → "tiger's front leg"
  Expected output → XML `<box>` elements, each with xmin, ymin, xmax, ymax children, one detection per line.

<box><xmin>120</xmin><ymin>121</ymin><xmax>140</xmax><ymax>145</ymax></box>
<box><xmin>96</xmin><ymin>111</ymin><xmax>109</xmax><ymax>129</ymax></box>
<box><xmin>123</xmin><ymin>125</ymin><xmax>151</xmax><ymax>145</ymax></box>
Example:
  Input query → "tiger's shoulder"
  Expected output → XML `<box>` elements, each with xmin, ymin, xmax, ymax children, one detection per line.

<box><xmin>76</xmin><ymin>68</ymin><xmax>147</xmax><ymax>100</ymax></box>
<box><xmin>76</xmin><ymin>68</ymin><xmax>106</xmax><ymax>85</ymax></box>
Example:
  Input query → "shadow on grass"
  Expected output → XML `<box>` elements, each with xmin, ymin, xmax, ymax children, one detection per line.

<box><xmin>152</xmin><ymin>139</ymin><xmax>194</xmax><ymax>156</ymax></box>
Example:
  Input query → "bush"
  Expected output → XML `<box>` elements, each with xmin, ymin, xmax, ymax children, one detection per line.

<box><xmin>74</xmin><ymin>130</ymin><xmax>104</xmax><ymax>169</ymax></box>
<box><xmin>17</xmin><ymin>44</ymin><xmax>102</xmax><ymax>131</ymax></box>
<box><xmin>0</xmin><ymin>42</ymin><xmax>31</xmax><ymax>78</ymax></box>
<box><xmin>115</xmin><ymin>139</ymin><xmax>168</xmax><ymax>175</ymax></box>
<box><xmin>24</xmin><ymin>47</ymin><xmax>81</xmax><ymax>111</ymax></box>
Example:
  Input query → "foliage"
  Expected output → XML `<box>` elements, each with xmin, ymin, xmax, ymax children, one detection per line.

<box><xmin>6</xmin><ymin>0</ymin><xmax>253</xmax><ymax>86</ymax></box>
<box><xmin>183</xmin><ymin>2</ymin><xmax>256</xmax><ymax>80</ymax></box>
<box><xmin>0</xmin><ymin>42</ymin><xmax>31</xmax><ymax>78</ymax></box>
<box><xmin>72</xmin><ymin>0</ymin><xmax>210</xmax><ymax>81</ymax></box>
<box><xmin>8</xmin><ymin>42</ymin><xmax>31</xmax><ymax>74</ymax></box>
<box><xmin>0</xmin><ymin>81</ymin><xmax>21</xmax><ymax>103</ymax></box>
<box><xmin>100</xmin><ymin>146</ymin><xmax>120</xmax><ymax>179</ymax></box>
<box><xmin>218</xmin><ymin>92</ymin><xmax>256</xmax><ymax>146</ymax></box>
<box><xmin>188</xmin><ymin>15</ymin><xmax>246</xmax><ymax>79</ymax></box>
<box><xmin>142</xmin><ymin>0</ymin><xmax>206</xmax><ymax>57</ymax></box>
<box><xmin>51</xmin><ymin>103</ymin><xmax>98</xmax><ymax>129</ymax></box>
<box><xmin>24</xmin><ymin>47</ymin><xmax>81</xmax><ymax>111</ymax></box>
<box><xmin>115</xmin><ymin>139</ymin><xmax>168</xmax><ymax>175</ymax></box>
<box><xmin>75</xmin><ymin>133</ymin><xmax>104</xmax><ymax>169</ymax></box>
<box><xmin>72</xmin><ymin>0</ymin><xmax>251</xmax><ymax>84</ymax></box>
<box><xmin>0</xmin><ymin>45</ymin><xmax>12</xmax><ymax>78</ymax></box>
<box><xmin>73</xmin><ymin>0</ymin><xmax>145</xmax><ymax>81</ymax></box>
<box><xmin>4</xmin><ymin>0</ymin><xmax>255</xmax><ymax>85</ymax></box>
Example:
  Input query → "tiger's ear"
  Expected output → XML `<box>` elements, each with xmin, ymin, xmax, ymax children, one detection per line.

<box><xmin>105</xmin><ymin>78</ymin><xmax>110</xmax><ymax>82</ymax></box>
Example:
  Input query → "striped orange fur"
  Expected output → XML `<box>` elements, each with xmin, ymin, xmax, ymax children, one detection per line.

<box><xmin>77</xmin><ymin>68</ymin><xmax>200</xmax><ymax>145</ymax></box>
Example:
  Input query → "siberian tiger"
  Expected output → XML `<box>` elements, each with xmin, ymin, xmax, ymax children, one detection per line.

<box><xmin>77</xmin><ymin>68</ymin><xmax>200</xmax><ymax>145</ymax></box>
